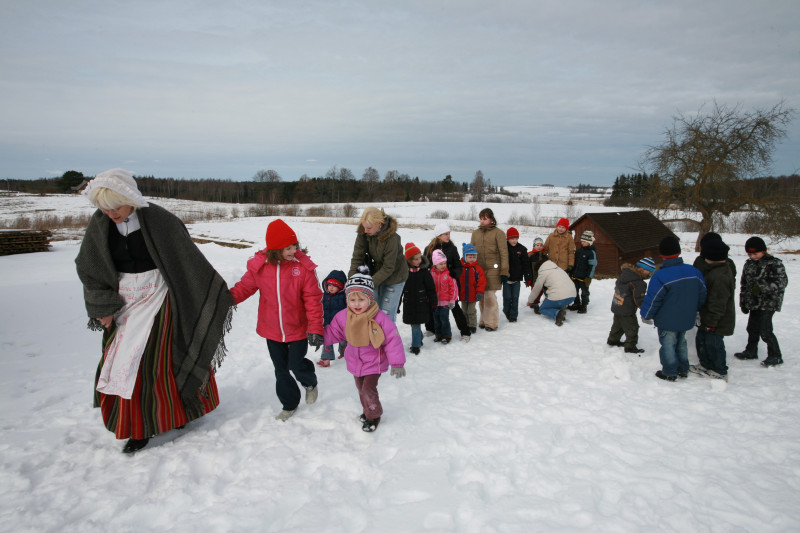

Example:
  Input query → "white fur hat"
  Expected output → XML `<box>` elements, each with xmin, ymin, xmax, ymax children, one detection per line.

<box><xmin>82</xmin><ymin>168</ymin><xmax>149</xmax><ymax>208</ymax></box>
<box><xmin>433</xmin><ymin>222</ymin><xmax>451</xmax><ymax>237</ymax></box>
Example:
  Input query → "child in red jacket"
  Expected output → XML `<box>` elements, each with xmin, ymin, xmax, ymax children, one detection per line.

<box><xmin>230</xmin><ymin>219</ymin><xmax>324</xmax><ymax>422</ymax></box>
<box><xmin>458</xmin><ymin>243</ymin><xmax>487</xmax><ymax>334</ymax></box>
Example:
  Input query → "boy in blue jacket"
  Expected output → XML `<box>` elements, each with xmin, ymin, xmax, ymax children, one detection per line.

<box><xmin>317</xmin><ymin>270</ymin><xmax>348</xmax><ymax>367</ymax></box>
<box><xmin>640</xmin><ymin>236</ymin><xmax>707</xmax><ymax>382</ymax></box>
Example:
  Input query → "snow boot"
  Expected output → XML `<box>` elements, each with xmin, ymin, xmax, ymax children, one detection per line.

<box><xmin>567</xmin><ymin>303</ymin><xmax>580</xmax><ymax>311</ymax></box>
<box><xmin>317</xmin><ymin>359</ymin><xmax>331</xmax><ymax>367</ymax></box>
<box><xmin>734</xmin><ymin>351</ymin><xmax>758</xmax><ymax>360</ymax></box>
<box><xmin>441</xmin><ymin>337</ymin><xmax>451</xmax><ymax>344</ymax></box>
<box><xmin>655</xmin><ymin>370</ymin><xmax>677</xmax><ymax>382</ymax></box>
<box><xmin>122</xmin><ymin>438</ymin><xmax>149</xmax><ymax>454</ymax></box>
<box><xmin>625</xmin><ymin>346</ymin><xmax>645</xmax><ymax>354</ymax></box>
<box><xmin>362</xmin><ymin>417</ymin><xmax>380</xmax><ymax>432</ymax></box>
<box><xmin>410</xmin><ymin>346</ymin><xmax>420</xmax><ymax>355</ymax></box>
<box><xmin>577</xmin><ymin>306</ymin><xmax>587</xmax><ymax>314</ymax></box>
<box><xmin>275</xmin><ymin>409</ymin><xmax>296</xmax><ymax>421</ymax></box>
<box><xmin>461</xmin><ymin>335</ymin><xmax>471</xmax><ymax>343</ymax></box>
<box><xmin>607</xmin><ymin>340</ymin><xmax>624</xmax><ymax>347</ymax></box>
<box><xmin>761</xmin><ymin>357</ymin><xmax>784</xmax><ymax>367</ymax></box>
<box><xmin>555</xmin><ymin>308</ymin><xmax>567</xmax><ymax>326</ymax></box>
<box><xmin>532</xmin><ymin>303</ymin><xmax>541</xmax><ymax>315</ymax></box>
<box><xmin>305</xmin><ymin>385</ymin><xmax>318</xmax><ymax>404</ymax></box>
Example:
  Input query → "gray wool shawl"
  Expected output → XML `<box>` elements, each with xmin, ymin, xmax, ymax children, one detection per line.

<box><xmin>75</xmin><ymin>203</ymin><xmax>233</xmax><ymax>416</ymax></box>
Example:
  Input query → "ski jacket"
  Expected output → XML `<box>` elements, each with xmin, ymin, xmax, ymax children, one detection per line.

<box><xmin>470</xmin><ymin>224</ymin><xmax>509</xmax><ymax>291</ymax></box>
<box><xmin>527</xmin><ymin>250</ymin><xmax>547</xmax><ymax>286</ymax></box>
<box><xmin>230</xmin><ymin>249</ymin><xmax>324</xmax><ymax>342</ymax></box>
<box><xmin>507</xmin><ymin>242</ymin><xmax>532</xmax><ymax>283</ymax></box>
<box><xmin>431</xmin><ymin>266</ymin><xmax>459</xmax><ymax>307</ymax></box>
<box><xmin>640</xmin><ymin>257</ymin><xmax>706</xmax><ymax>332</ymax></box>
<box><xmin>324</xmin><ymin>308</ymin><xmax>406</xmax><ymax>377</ymax></box>
<box><xmin>401</xmin><ymin>257</ymin><xmax>437</xmax><ymax>325</ymax></box>
<box><xmin>610</xmin><ymin>264</ymin><xmax>647</xmax><ymax>316</ymax></box>
<box><xmin>425</xmin><ymin>239</ymin><xmax>462</xmax><ymax>286</ymax></box>
<box><xmin>544</xmin><ymin>230</ymin><xmax>575</xmax><ymax>271</ymax></box>
<box><xmin>698</xmin><ymin>261</ymin><xmax>736</xmax><ymax>336</ymax></box>
<box><xmin>530</xmin><ymin>260</ymin><xmax>576</xmax><ymax>302</ymax></box>
<box><xmin>572</xmin><ymin>244</ymin><xmax>597</xmax><ymax>282</ymax></box>
<box><xmin>321</xmin><ymin>270</ymin><xmax>347</xmax><ymax>326</ymax></box>
<box><xmin>459</xmin><ymin>260</ymin><xmax>487</xmax><ymax>303</ymax></box>
<box><xmin>739</xmin><ymin>254</ymin><xmax>787</xmax><ymax>313</ymax></box>
<box><xmin>348</xmin><ymin>214</ymin><xmax>408</xmax><ymax>288</ymax></box>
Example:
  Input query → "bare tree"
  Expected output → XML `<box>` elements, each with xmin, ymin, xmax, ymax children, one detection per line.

<box><xmin>641</xmin><ymin>100</ymin><xmax>796</xmax><ymax>249</ymax></box>
<box><xmin>253</xmin><ymin>169</ymin><xmax>282</xmax><ymax>183</ymax></box>
<box><xmin>362</xmin><ymin>166</ymin><xmax>380</xmax><ymax>201</ymax></box>
<box><xmin>470</xmin><ymin>170</ymin><xmax>485</xmax><ymax>202</ymax></box>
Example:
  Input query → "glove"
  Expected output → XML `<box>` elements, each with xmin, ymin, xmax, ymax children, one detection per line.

<box><xmin>566</xmin><ymin>265</ymin><xmax>574</xmax><ymax>274</ymax></box>
<box><xmin>447</xmin><ymin>303</ymin><xmax>455</xmax><ymax>309</ymax></box>
<box><xmin>641</xmin><ymin>318</ymin><xmax>653</xmax><ymax>325</ymax></box>
<box><xmin>476</xmin><ymin>293</ymin><xmax>483</xmax><ymax>302</ymax></box>
<box><xmin>751</xmin><ymin>285</ymin><xmax>762</xmax><ymax>296</ymax></box>
<box><xmin>701</xmin><ymin>325</ymin><xmax>716</xmax><ymax>333</ymax></box>
<box><xmin>741</xmin><ymin>307</ymin><xmax>750</xmax><ymax>314</ymax></box>
<box><xmin>501</xmin><ymin>275</ymin><xmax>509</xmax><ymax>284</ymax></box>
<box><xmin>532</xmin><ymin>302</ymin><xmax>540</xmax><ymax>315</ymax></box>
<box><xmin>307</xmin><ymin>333</ymin><xmax>323</xmax><ymax>351</ymax></box>
<box><xmin>390</xmin><ymin>367</ymin><xmax>406</xmax><ymax>379</ymax></box>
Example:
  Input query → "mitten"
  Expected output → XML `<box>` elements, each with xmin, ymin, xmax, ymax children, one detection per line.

<box><xmin>741</xmin><ymin>307</ymin><xmax>750</xmax><ymax>314</ymax></box>
<box><xmin>566</xmin><ymin>265</ymin><xmax>574</xmax><ymax>274</ymax></box>
<box><xmin>307</xmin><ymin>333</ymin><xmax>323</xmax><ymax>351</ymax></box>
<box><xmin>751</xmin><ymin>284</ymin><xmax>762</xmax><ymax>296</ymax></box>
<box><xmin>390</xmin><ymin>367</ymin><xmax>406</xmax><ymax>379</ymax></box>
<box><xmin>500</xmin><ymin>275</ymin><xmax>509</xmax><ymax>284</ymax></box>
<box><xmin>476</xmin><ymin>293</ymin><xmax>483</xmax><ymax>302</ymax></box>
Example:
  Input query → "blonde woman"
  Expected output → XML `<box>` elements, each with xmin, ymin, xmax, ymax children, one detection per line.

<box><xmin>348</xmin><ymin>207</ymin><xmax>408</xmax><ymax>322</ymax></box>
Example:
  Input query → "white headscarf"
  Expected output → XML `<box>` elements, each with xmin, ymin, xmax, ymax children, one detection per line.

<box><xmin>81</xmin><ymin>168</ymin><xmax>149</xmax><ymax>208</ymax></box>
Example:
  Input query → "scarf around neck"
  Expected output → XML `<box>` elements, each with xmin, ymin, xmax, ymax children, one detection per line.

<box><xmin>345</xmin><ymin>301</ymin><xmax>385</xmax><ymax>349</ymax></box>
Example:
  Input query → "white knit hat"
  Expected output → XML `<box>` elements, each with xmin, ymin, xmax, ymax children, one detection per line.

<box><xmin>433</xmin><ymin>222</ymin><xmax>451</xmax><ymax>237</ymax></box>
<box><xmin>82</xmin><ymin>168</ymin><xmax>149</xmax><ymax>208</ymax></box>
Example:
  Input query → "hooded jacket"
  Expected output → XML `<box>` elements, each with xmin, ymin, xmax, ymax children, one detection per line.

<box><xmin>640</xmin><ymin>257</ymin><xmax>706</xmax><ymax>331</ymax></box>
<box><xmin>348</xmin><ymin>214</ymin><xmax>408</xmax><ymax>287</ymax></box>
<box><xmin>611</xmin><ymin>264</ymin><xmax>648</xmax><ymax>316</ymax></box>
<box><xmin>231</xmin><ymin>249</ymin><xmax>324</xmax><ymax>342</ymax></box>
<box><xmin>530</xmin><ymin>260</ymin><xmax>576</xmax><ymax>302</ymax></box>
<box><xmin>321</xmin><ymin>270</ymin><xmax>347</xmax><ymax>326</ymax></box>
<box><xmin>698</xmin><ymin>260</ymin><xmax>736</xmax><ymax>336</ymax></box>
<box><xmin>401</xmin><ymin>256</ymin><xmax>437</xmax><ymax>325</ymax></box>
<box><xmin>459</xmin><ymin>259</ymin><xmax>487</xmax><ymax>303</ymax></box>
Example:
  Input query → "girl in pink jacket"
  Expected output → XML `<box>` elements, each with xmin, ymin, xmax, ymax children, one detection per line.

<box><xmin>324</xmin><ymin>266</ymin><xmax>406</xmax><ymax>432</ymax></box>
<box><xmin>230</xmin><ymin>219</ymin><xmax>324</xmax><ymax>422</ymax></box>
<box><xmin>430</xmin><ymin>249</ymin><xmax>459</xmax><ymax>343</ymax></box>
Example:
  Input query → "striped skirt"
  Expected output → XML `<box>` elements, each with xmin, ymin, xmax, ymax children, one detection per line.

<box><xmin>94</xmin><ymin>294</ymin><xmax>220</xmax><ymax>440</ymax></box>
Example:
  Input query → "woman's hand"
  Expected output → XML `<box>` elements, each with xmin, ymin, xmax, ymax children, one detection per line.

<box><xmin>97</xmin><ymin>315</ymin><xmax>114</xmax><ymax>330</ymax></box>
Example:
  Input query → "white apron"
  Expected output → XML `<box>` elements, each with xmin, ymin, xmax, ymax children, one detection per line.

<box><xmin>96</xmin><ymin>269</ymin><xmax>168</xmax><ymax>399</ymax></box>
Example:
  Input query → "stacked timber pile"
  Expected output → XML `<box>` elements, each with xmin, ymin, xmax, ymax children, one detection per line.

<box><xmin>0</xmin><ymin>229</ymin><xmax>52</xmax><ymax>255</ymax></box>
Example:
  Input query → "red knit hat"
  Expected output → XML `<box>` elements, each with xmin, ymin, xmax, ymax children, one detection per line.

<box><xmin>557</xmin><ymin>218</ymin><xmax>569</xmax><ymax>229</ymax></box>
<box><xmin>265</xmin><ymin>219</ymin><xmax>297</xmax><ymax>250</ymax></box>
<box><xmin>404</xmin><ymin>242</ymin><xmax>422</xmax><ymax>260</ymax></box>
<box><xmin>507</xmin><ymin>227</ymin><xmax>519</xmax><ymax>240</ymax></box>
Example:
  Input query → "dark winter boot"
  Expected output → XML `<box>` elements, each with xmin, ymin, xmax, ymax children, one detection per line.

<box><xmin>655</xmin><ymin>370</ymin><xmax>676</xmax><ymax>382</ymax></box>
<box><xmin>761</xmin><ymin>357</ymin><xmax>784</xmax><ymax>367</ymax></box>
<box><xmin>577</xmin><ymin>306</ymin><xmax>587</xmax><ymax>314</ymax></box>
<box><xmin>567</xmin><ymin>303</ymin><xmax>580</xmax><ymax>311</ymax></box>
<box><xmin>607</xmin><ymin>340</ymin><xmax>624</xmax><ymax>347</ymax></box>
<box><xmin>362</xmin><ymin>417</ymin><xmax>381</xmax><ymax>432</ymax></box>
<box><xmin>532</xmin><ymin>303</ymin><xmax>541</xmax><ymax>315</ymax></box>
<box><xmin>555</xmin><ymin>308</ymin><xmax>567</xmax><ymax>327</ymax></box>
<box><xmin>122</xmin><ymin>438</ymin><xmax>150</xmax><ymax>454</ymax></box>
<box><xmin>734</xmin><ymin>350</ymin><xmax>758</xmax><ymax>360</ymax></box>
<box><xmin>625</xmin><ymin>346</ymin><xmax>645</xmax><ymax>354</ymax></box>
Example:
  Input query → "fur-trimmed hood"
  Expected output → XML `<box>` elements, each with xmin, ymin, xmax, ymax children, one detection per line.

<box><xmin>357</xmin><ymin>214</ymin><xmax>399</xmax><ymax>243</ymax></box>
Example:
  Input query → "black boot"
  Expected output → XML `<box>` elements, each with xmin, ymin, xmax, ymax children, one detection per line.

<box><xmin>577</xmin><ymin>306</ymin><xmax>587</xmax><ymax>314</ymax></box>
<box><xmin>122</xmin><ymin>438</ymin><xmax>150</xmax><ymax>454</ymax></box>
<box><xmin>625</xmin><ymin>346</ymin><xmax>645</xmax><ymax>354</ymax></box>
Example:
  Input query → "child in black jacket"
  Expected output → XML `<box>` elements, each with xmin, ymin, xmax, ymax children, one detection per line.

<box><xmin>607</xmin><ymin>258</ymin><xmax>655</xmax><ymax>353</ymax></box>
<box><xmin>569</xmin><ymin>230</ymin><xmax>598</xmax><ymax>314</ymax></box>
<box><xmin>401</xmin><ymin>243</ymin><xmax>437</xmax><ymax>355</ymax></box>
<box><xmin>503</xmin><ymin>227</ymin><xmax>531</xmax><ymax>322</ymax></box>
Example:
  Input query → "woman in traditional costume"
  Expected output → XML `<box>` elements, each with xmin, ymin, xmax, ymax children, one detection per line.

<box><xmin>75</xmin><ymin>169</ymin><xmax>232</xmax><ymax>453</ymax></box>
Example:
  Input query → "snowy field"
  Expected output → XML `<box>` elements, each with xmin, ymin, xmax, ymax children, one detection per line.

<box><xmin>1</xmin><ymin>193</ymin><xmax>800</xmax><ymax>532</ymax></box>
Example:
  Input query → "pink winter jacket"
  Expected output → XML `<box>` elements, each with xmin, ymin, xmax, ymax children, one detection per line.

<box><xmin>324</xmin><ymin>308</ymin><xmax>406</xmax><ymax>377</ymax></box>
<box><xmin>230</xmin><ymin>249</ymin><xmax>324</xmax><ymax>342</ymax></box>
<box><xmin>431</xmin><ymin>267</ymin><xmax>458</xmax><ymax>306</ymax></box>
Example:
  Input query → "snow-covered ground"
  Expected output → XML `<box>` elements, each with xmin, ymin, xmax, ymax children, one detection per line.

<box><xmin>2</xmin><ymin>194</ymin><xmax>799</xmax><ymax>532</ymax></box>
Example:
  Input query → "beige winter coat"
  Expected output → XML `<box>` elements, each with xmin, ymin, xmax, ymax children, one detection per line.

<box><xmin>544</xmin><ymin>230</ymin><xmax>575</xmax><ymax>271</ymax></box>
<box><xmin>530</xmin><ymin>260</ymin><xmax>577</xmax><ymax>301</ymax></box>
<box><xmin>470</xmin><ymin>224</ymin><xmax>509</xmax><ymax>291</ymax></box>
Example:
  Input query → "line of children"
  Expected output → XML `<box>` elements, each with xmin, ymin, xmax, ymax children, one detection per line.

<box><xmin>503</xmin><ymin>227</ymin><xmax>532</xmax><ymax>323</ymax></box>
<box><xmin>317</xmin><ymin>270</ymin><xmax>347</xmax><ymax>367</ymax></box>
<box><xmin>430</xmin><ymin>249</ymin><xmax>459</xmax><ymax>343</ymax></box>
<box><xmin>459</xmin><ymin>243</ymin><xmax>487</xmax><ymax>334</ymax></box>
<box><xmin>323</xmin><ymin>266</ymin><xmax>406</xmax><ymax>432</ymax></box>
<box><xmin>401</xmin><ymin>243</ymin><xmax>437</xmax><ymax>355</ymax></box>
<box><xmin>568</xmin><ymin>230</ymin><xmax>597</xmax><ymax>314</ymax></box>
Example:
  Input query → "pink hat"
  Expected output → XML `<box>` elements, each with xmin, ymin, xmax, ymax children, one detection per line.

<box><xmin>432</xmin><ymin>249</ymin><xmax>448</xmax><ymax>265</ymax></box>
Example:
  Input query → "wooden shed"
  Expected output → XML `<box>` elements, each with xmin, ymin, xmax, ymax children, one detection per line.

<box><xmin>569</xmin><ymin>210</ymin><xmax>676</xmax><ymax>276</ymax></box>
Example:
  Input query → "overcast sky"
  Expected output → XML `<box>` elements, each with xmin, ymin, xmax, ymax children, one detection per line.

<box><xmin>1</xmin><ymin>1</ymin><xmax>798</xmax><ymax>186</ymax></box>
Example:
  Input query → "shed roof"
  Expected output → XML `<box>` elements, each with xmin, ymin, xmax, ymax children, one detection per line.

<box><xmin>570</xmin><ymin>210</ymin><xmax>676</xmax><ymax>254</ymax></box>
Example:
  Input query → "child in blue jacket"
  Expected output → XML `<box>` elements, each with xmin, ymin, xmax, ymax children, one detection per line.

<box><xmin>317</xmin><ymin>270</ymin><xmax>347</xmax><ymax>367</ymax></box>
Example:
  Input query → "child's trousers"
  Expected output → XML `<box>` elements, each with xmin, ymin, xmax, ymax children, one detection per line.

<box><xmin>607</xmin><ymin>314</ymin><xmax>639</xmax><ymax>348</ymax></box>
<box><xmin>354</xmin><ymin>374</ymin><xmax>382</xmax><ymax>420</ymax></box>
<box><xmin>461</xmin><ymin>301</ymin><xmax>478</xmax><ymax>328</ymax></box>
<box><xmin>433</xmin><ymin>306</ymin><xmax>452</xmax><ymax>338</ymax></box>
<box><xmin>266</xmin><ymin>339</ymin><xmax>318</xmax><ymax>411</ymax></box>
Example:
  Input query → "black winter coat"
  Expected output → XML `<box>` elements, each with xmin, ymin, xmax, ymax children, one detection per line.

<box><xmin>740</xmin><ymin>254</ymin><xmax>787</xmax><ymax>312</ymax></box>
<box><xmin>610</xmin><ymin>265</ymin><xmax>647</xmax><ymax>316</ymax></box>
<box><xmin>507</xmin><ymin>242</ymin><xmax>532</xmax><ymax>283</ymax></box>
<box><xmin>402</xmin><ymin>257</ymin><xmax>437</xmax><ymax>325</ymax></box>
<box><xmin>698</xmin><ymin>260</ymin><xmax>736</xmax><ymax>336</ymax></box>
<box><xmin>572</xmin><ymin>244</ymin><xmax>597</xmax><ymax>281</ymax></box>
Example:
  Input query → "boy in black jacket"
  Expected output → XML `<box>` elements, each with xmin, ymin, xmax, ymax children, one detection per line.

<box><xmin>607</xmin><ymin>257</ymin><xmax>655</xmax><ymax>353</ymax></box>
<box><xmin>569</xmin><ymin>230</ymin><xmax>598</xmax><ymax>314</ymax></box>
<box><xmin>401</xmin><ymin>243</ymin><xmax>437</xmax><ymax>355</ymax></box>
<box><xmin>503</xmin><ymin>227</ymin><xmax>532</xmax><ymax>323</ymax></box>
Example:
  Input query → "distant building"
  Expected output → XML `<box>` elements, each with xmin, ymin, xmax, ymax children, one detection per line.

<box><xmin>570</xmin><ymin>210</ymin><xmax>677</xmax><ymax>276</ymax></box>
